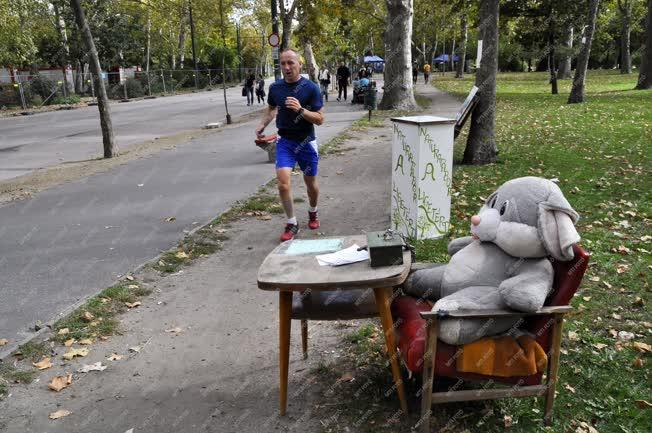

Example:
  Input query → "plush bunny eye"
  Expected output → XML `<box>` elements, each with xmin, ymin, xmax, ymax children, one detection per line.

<box><xmin>499</xmin><ymin>201</ymin><xmax>508</xmax><ymax>216</ymax></box>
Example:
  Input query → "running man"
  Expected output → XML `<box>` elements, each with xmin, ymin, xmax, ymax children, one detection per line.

<box><xmin>255</xmin><ymin>49</ymin><xmax>325</xmax><ymax>242</ymax></box>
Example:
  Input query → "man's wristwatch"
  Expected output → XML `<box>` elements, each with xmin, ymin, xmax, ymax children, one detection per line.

<box><xmin>298</xmin><ymin>107</ymin><xmax>305</xmax><ymax>115</ymax></box>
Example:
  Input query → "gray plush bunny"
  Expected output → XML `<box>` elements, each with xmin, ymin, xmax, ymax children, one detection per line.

<box><xmin>404</xmin><ymin>177</ymin><xmax>580</xmax><ymax>345</ymax></box>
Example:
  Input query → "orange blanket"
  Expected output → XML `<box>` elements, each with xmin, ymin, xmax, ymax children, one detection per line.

<box><xmin>456</xmin><ymin>335</ymin><xmax>548</xmax><ymax>377</ymax></box>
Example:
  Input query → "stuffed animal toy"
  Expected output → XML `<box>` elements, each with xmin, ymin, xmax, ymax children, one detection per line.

<box><xmin>403</xmin><ymin>176</ymin><xmax>580</xmax><ymax>345</ymax></box>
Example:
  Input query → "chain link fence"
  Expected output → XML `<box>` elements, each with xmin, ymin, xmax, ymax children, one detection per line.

<box><xmin>0</xmin><ymin>67</ymin><xmax>266</xmax><ymax>110</ymax></box>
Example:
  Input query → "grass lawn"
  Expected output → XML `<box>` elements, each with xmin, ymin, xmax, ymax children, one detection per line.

<box><xmin>312</xmin><ymin>70</ymin><xmax>651</xmax><ymax>433</ymax></box>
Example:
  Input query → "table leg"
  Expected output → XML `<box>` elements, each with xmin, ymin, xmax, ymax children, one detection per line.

<box><xmin>374</xmin><ymin>287</ymin><xmax>408</xmax><ymax>414</ymax></box>
<box><xmin>279</xmin><ymin>290</ymin><xmax>292</xmax><ymax>416</ymax></box>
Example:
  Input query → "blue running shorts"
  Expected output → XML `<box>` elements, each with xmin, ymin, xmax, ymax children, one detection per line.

<box><xmin>275</xmin><ymin>136</ymin><xmax>319</xmax><ymax>176</ymax></box>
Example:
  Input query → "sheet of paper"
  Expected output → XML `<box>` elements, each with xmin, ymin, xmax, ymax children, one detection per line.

<box><xmin>285</xmin><ymin>238</ymin><xmax>343</xmax><ymax>256</ymax></box>
<box><xmin>315</xmin><ymin>244</ymin><xmax>370</xmax><ymax>266</ymax></box>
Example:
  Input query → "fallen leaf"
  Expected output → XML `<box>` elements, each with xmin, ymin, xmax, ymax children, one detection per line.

<box><xmin>0</xmin><ymin>338</ymin><xmax>8</xmax><ymax>346</ymax></box>
<box><xmin>175</xmin><ymin>251</ymin><xmax>189</xmax><ymax>259</ymax></box>
<box><xmin>635</xmin><ymin>400</ymin><xmax>652</xmax><ymax>409</ymax></box>
<box><xmin>589</xmin><ymin>276</ymin><xmax>600</xmax><ymax>282</ymax></box>
<box><xmin>129</xmin><ymin>346</ymin><xmax>141</xmax><ymax>353</ymax></box>
<box><xmin>62</xmin><ymin>348</ymin><xmax>89</xmax><ymax>360</ymax></box>
<box><xmin>107</xmin><ymin>353</ymin><xmax>123</xmax><ymax>361</ymax></box>
<box><xmin>258</xmin><ymin>215</ymin><xmax>272</xmax><ymax>221</ymax></box>
<box><xmin>632</xmin><ymin>358</ymin><xmax>645</xmax><ymax>368</ymax></box>
<box><xmin>57</xmin><ymin>328</ymin><xmax>70</xmax><ymax>335</ymax></box>
<box><xmin>582</xmin><ymin>296</ymin><xmax>592</xmax><ymax>302</ymax></box>
<box><xmin>616</xmin><ymin>264</ymin><xmax>629</xmax><ymax>274</ymax></box>
<box><xmin>48</xmin><ymin>373</ymin><xmax>72</xmax><ymax>392</ymax></box>
<box><xmin>603</xmin><ymin>281</ymin><xmax>613</xmax><ymax>289</ymax></box>
<box><xmin>79</xmin><ymin>338</ymin><xmax>94</xmax><ymax>345</ymax></box>
<box><xmin>77</xmin><ymin>362</ymin><xmax>107</xmax><ymax>373</ymax></box>
<box><xmin>339</xmin><ymin>372</ymin><xmax>355</xmax><ymax>382</ymax></box>
<box><xmin>616</xmin><ymin>245</ymin><xmax>631</xmax><ymax>255</ymax></box>
<box><xmin>81</xmin><ymin>311</ymin><xmax>94</xmax><ymax>322</ymax></box>
<box><xmin>49</xmin><ymin>409</ymin><xmax>71</xmax><ymax>420</ymax></box>
<box><xmin>99</xmin><ymin>336</ymin><xmax>109</xmax><ymax>341</ymax></box>
<box><xmin>165</xmin><ymin>216</ymin><xmax>176</xmax><ymax>222</ymax></box>
<box><xmin>592</xmin><ymin>343</ymin><xmax>608</xmax><ymax>350</ymax></box>
<box><xmin>125</xmin><ymin>301</ymin><xmax>141</xmax><ymax>309</ymax></box>
<box><xmin>165</xmin><ymin>327</ymin><xmax>182</xmax><ymax>334</ymax></box>
<box><xmin>217</xmin><ymin>229</ymin><xmax>227</xmax><ymax>233</ymax></box>
<box><xmin>33</xmin><ymin>357</ymin><xmax>52</xmax><ymax>370</ymax></box>
<box><xmin>568</xmin><ymin>331</ymin><xmax>579</xmax><ymax>341</ymax></box>
<box><xmin>504</xmin><ymin>414</ymin><xmax>513</xmax><ymax>428</ymax></box>
<box><xmin>126</xmin><ymin>275</ymin><xmax>134</xmax><ymax>281</ymax></box>
<box><xmin>612</xmin><ymin>313</ymin><xmax>622</xmax><ymax>320</ymax></box>
<box><xmin>64</xmin><ymin>339</ymin><xmax>76</xmax><ymax>347</ymax></box>
<box><xmin>127</xmin><ymin>284</ymin><xmax>139</xmax><ymax>289</ymax></box>
<box><xmin>576</xmin><ymin>421</ymin><xmax>599</xmax><ymax>433</ymax></box>
<box><xmin>631</xmin><ymin>342</ymin><xmax>652</xmax><ymax>353</ymax></box>
<box><xmin>564</xmin><ymin>383</ymin><xmax>576</xmax><ymax>394</ymax></box>
<box><xmin>608</xmin><ymin>329</ymin><xmax>618</xmax><ymax>338</ymax></box>
<box><xmin>617</xmin><ymin>331</ymin><xmax>635</xmax><ymax>341</ymax></box>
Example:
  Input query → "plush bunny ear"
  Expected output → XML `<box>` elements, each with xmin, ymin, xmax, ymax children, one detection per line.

<box><xmin>538</xmin><ymin>185</ymin><xmax>580</xmax><ymax>261</ymax></box>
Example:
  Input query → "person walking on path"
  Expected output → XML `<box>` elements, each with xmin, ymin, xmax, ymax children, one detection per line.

<box><xmin>255</xmin><ymin>74</ymin><xmax>266</xmax><ymax>104</ymax></box>
<box><xmin>245</xmin><ymin>73</ymin><xmax>256</xmax><ymax>106</ymax></box>
<box><xmin>336</xmin><ymin>62</ymin><xmax>351</xmax><ymax>101</ymax></box>
<box><xmin>423</xmin><ymin>63</ymin><xmax>431</xmax><ymax>84</ymax></box>
<box><xmin>255</xmin><ymin>49</ymin><xmax>325</xmax><ymax>242</ymax></box>
<box><xmin>413</xmin><ymin>62</ymin><xmax>419</xmax><ymax>84</ymax></box>
<box><xmin>318</xmin><ymin>67</ymin><xmax>331</xmax><ymax>102</ymax></box>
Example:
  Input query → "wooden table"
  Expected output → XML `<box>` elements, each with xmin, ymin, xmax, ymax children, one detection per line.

<box><xmin>257</xmin><ymin>235</ymin><xmax>411</xmax><ymax>415</ymax></box>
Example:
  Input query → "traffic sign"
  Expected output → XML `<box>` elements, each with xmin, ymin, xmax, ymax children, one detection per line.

<box><xmin>272</xmin><ymin>46</ymin><xmax>279</xmax><ymax>60</ymax></box>
<box><xmin>268</xmin><ymin>33</ymin><xmax>280</xmax><ymax>48</ymax></box>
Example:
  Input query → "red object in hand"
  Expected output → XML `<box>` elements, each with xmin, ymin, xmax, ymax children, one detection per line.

<box><xmin>255</xmin><ymin>134</ymin><xmax>278</xmax><ymax>146</ymax></box>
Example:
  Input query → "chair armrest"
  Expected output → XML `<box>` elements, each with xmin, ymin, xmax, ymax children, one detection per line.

<box><xmin>419</xmin><ymin>305</ymin><xmax>572</xmax><ymax>320</ymax></box>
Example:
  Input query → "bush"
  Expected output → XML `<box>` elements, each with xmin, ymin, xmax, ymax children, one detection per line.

<box><xmin>29</xmin><ymin>74</ymin><xmax>58</xmax><ymax>100</ymax></box>
<box><xmin>109</xmin><ymin>77</ymin><xmax>144</xmax><ymax>99</ymax></box>
<box><xmin>51</xmin><ymin>95</ymin><xmax>81</xmax><ymax>105</ymax></box>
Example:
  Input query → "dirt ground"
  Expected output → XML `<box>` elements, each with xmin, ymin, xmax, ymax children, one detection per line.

<box><xmin>0</xmin><ymin>85</ymin><xmax>463</xmax><ymax>433</ymax></box>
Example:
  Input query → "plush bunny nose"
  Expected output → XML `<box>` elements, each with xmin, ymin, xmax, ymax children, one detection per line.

<box><xmin>471</xmin><ymin>215</ymin><xmax>481</xmax><ymax>226</ymax></box>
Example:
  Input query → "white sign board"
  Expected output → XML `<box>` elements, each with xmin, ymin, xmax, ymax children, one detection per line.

<box><xmin>390</xmin><ymin>116</ymin><xmax>455</xmax><ymax>240</ymax></box>
<box><xmin>272</xmin><ymin>46</ymin><xmax>279</xmax><ymax>60</ymax></box>
<box><xmin>476</xmin><ymin>39</ymin><xmax>483</xmax><ymax>68</ymax></box>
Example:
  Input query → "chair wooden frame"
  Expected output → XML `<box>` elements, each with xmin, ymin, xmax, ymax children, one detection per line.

<box><xmin>417</xmin><ymin>306</ymin><xmax>572</xmax><ymax>433</ymax></box>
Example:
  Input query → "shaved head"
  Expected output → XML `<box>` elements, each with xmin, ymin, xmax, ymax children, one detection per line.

<box><xmin>280</xmin><ymin>49</ymin><xmax>302</xmax><ymax>64</ymax></box>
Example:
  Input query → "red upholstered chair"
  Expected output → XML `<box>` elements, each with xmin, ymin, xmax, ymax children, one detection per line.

<box><xmin>391</xmin><ymin>245</ymin><xmax>589</xmax><ymax>432</ymax></box>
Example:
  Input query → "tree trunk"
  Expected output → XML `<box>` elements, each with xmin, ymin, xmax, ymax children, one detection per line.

<box><xmin>456</xmin><ymin>6</ymin><xmax>468</xmax><ymax>79</ymax></box>
<box><xmin>69</xmin><ymin>0</ymin><xmax>114</xmax><ymax>158</ymax></box>
<box><xmin>549</xmin><ymin>22</ymin><xmax>558</xmax><ymax>94</ymax></box>
<box><xmin>558</xmin><ymin>27</ymin><xmax>573</xmax><ymax>79</ymax></box>
<box><xmin>279</xmin><ymin>1</ymin><xmax>298</xmax><ymax>50</ymax></box>
<box><xmin>378</xmin><ymin>0</ymin><xmax>417</xmax><ymax>110</ymax></box>
<box><xmin>463</xmin><ymin>0</ymin><xmax>499</xmax><ymax>165</ymax></box>
<box><xmin>303</xmin><ymin>41</ymin><xmax>319</xmax><ymax>83</ymax></box>
<box><xmin>619</xmin><ymin>0</ymin><xmax>633</xmax><ymax>74</ymax></box>
<box><xmin>178</xmin><ymin>9</ymin><xmax>188</xmax><ymax>69</ymax></box>
<box><xmin>53</xmin><ymin>3</ymin><xmax>72</xmax><ymax>94</ymax></box>
<box><xmin>636</xmin><ymin>0</ymin><xmax>652</xmax><ymax>89</ymax></box>
<box><xmin>568</xmin><ymin>0</ymin><xmax>600</xmax><ymax>104</ymax></box>
<box><xmin>146</xmin><ymin>13</ymin><xmax>152</xmax><ymax>96</ymax></box>
<box><xmin>74</xmin><ymin>60</ymin><xmax>83</xmax><ymax>93</ymax></box>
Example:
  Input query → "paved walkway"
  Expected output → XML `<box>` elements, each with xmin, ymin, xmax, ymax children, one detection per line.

<box><xmin>0</xmin><ymin>84</ymin><xmax>462</xmax><ymax>433</ymax></box>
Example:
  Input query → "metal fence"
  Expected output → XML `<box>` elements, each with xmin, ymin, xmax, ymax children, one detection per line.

<box><xmin>0</xmin><ymin>68</ymin><xmax>269</xmax><ymax>109</ymax></box>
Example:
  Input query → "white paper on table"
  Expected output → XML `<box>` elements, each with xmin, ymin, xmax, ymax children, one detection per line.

<box><xmin>315</xmin><ymin>244</ymin><xmax>370</xmax><ymax>266</ymax></box>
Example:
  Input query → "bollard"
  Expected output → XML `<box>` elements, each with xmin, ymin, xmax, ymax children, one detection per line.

<box><xmin>364</xmin><ymin>81</ymin><xmax>378</xmax><ymax>121</ymax></box>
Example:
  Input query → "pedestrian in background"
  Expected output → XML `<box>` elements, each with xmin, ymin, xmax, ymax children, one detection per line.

<box><xmin>255</xmin><ymin>74</ymin><xmax>265</xmax><ymax>104</ymax></box>
<box><xmin>336</xmin><ymin>62</ymin><xmax>351</xmax><ymax>102</ymax></box>
<box><xmin>245</xmin><ymin>73</ymin><xmax>255</xmax><ymax>106</ymax></box>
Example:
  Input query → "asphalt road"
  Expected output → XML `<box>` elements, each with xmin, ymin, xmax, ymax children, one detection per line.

<box><xmin>0</xmin><ymin>80</ymin><xmax>272</xmax><ymax>181</ymax></box>
<box><xmin>0</xmin><ymin>91</ymin><xmax>370</xmax><ymax>354</ymax></box>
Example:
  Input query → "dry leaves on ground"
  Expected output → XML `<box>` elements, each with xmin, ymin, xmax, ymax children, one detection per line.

<box><xmin>79</xmin><ymin>338</ymin><xmax>94</xmax><ymax>345</ymax></box>
<box><xmin>165</xmin><ymin>327</ymin><xmax>183</xmax><ymax>335</ymax></box>
<box><xmin>62</xmin><ymin>348</ymin><xmax>89</xmax><ymax>360</ymax></box>
<box><xmin>338</xmin><ymin>372</ymin><xmax>355</xmax><ymax>382</ymax></box>
<box><xmin>503</xmin><ymin>415</ymin><xmax>513</xmax><ymax>428</ymax></box>
<box><xmin>635</xmin><ymin>400</ymin><xmax>652</xmax><ymax>409</ymax></box>
<box><xmin>33</xmin><ymin>357</ymin><xmax>52</xmax><ymax>370</ymax></box>
<box><xmin>0</xmin><ymin>338</ymin><xmax>8</xmax><ymax>346</ymax></box>
<box><xmin>49</xmin><ymin>409</ymin><xmax>71</xmax><ymax>420</ymax></box>
<box><xmin>125</xmin><ymin>301</ymin><xmax>141</xmax><ymax>309</ymax></box>
<box><xmin>165</xmin><ymin>216</ymin><xmax>176</xmax><ymax>222</ymax></box>
<box><xmin>64</xmin><ymin>339</ymin><xmax>76</xmax><ymax>347</ymax></box>
<box><xmin>631</xmin><ymin>342</ymin><xmax>651</xmax><ymax>353</ymax></box>
<box><xmin>81</xmin><ymin>311</ymin><xmax>94</xmax><ymax>322</ymax></box>
<box><xmin>78</xmin><ymin>362</ymin><xmax>107</xmax><ymax>373</ymax></box>
<box><xmin>107</xmin><ymin>353</ymin><xmax>123</xmax><ymax>361</ymax></box>
<box><xmin>48</xmin><ymin>374</ymin><xmax>72</xmax><ymax>392</ymax></box>
<box><xmin>175</xmin><ymin>251</ymin><xmax>189</xmax><ymax>259</ymax></box>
